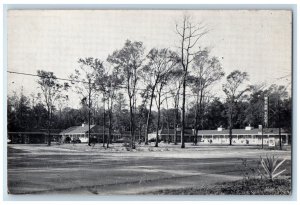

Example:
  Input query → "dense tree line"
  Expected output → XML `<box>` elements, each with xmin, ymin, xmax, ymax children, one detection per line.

<box><xmin>7</xmin><ymin>83</ymin><xmax>291</xmax><ymax>142</ymax></box>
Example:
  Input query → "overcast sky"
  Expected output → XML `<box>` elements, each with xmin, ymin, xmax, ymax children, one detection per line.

<box><xmin>7</xmin><ymin>10</ymin><xmax>292</xmax><ymax>108</ymax></box>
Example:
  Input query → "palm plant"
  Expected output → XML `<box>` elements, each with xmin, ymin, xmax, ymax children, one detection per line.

<box><xmin>260</xmin><ymin>155</ymin><xmax>286</xmax><ymax>181</ymax></box>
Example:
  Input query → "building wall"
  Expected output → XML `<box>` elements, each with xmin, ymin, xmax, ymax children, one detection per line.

<box><xmin>198</xmin><ymin>134</ymin><xmax>290</xmax><ymax>145</ymax></box>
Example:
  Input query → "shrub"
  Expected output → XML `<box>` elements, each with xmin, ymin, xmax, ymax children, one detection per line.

<box><xmin>143</xmin><ymin>178</ymin><xmax>291</xmax><ymax>195</ymax></box>
<box><xmin>259</xmin><ymin>155</ymin><xmax>286</xmax><ymax>181</ymax></box>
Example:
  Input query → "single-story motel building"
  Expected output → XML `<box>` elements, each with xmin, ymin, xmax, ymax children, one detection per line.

<box><xmin>148</xmin><ymin>126</ymin><xmax>291</xmax><ymax>146</ymax></box>
<box><xmin>8</xmin><ymin>124</ymin><xmax>291</xmax><ymax>146</ymax></box>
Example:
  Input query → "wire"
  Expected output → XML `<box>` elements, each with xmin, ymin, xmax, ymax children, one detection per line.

<box><xmin>7</xmin><ymin>70</ymin><xmax>203</xmax><ymax>98</ymax></box>
<box><xmin>7</xmin><ymin>70</ymin><xmax>88</xmax><ymax>84</ymax></box>
<box><xmin>7</xmin><ymin>70</ymin><xmax>228</xmax><ymax>101</ymax></box>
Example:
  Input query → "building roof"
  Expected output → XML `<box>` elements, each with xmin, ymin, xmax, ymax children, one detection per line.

<box><xmin>159</xmin><ymin>129</ymin><xmax>193</xmax><ymax>135</ymax></box>
<box><xmin>153</xmin><ymin>128</ymin><xmax>289</xmax><ymax>136</ymax></box>
<box><xmin>197</xmin><ymin>128</ymin><xmax>288</xmax><ymax>136</ymax></box>
<box><xmin>59</xmin><ymin>126</ymin><xmax>78</xmax><ymax>135</ymax></box>
<box><xmin>59</xmin><ymin>125</ymin><xmax>116</xmax><ymax>135</ymax></box>
<box><xmin>60</xmin><ymin>124</ymin><xmax>96</xmax><ymax>135</ymax></box>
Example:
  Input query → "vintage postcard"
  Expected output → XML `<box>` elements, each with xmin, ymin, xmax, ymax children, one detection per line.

<box><xmin>7</xmin><ymin>9</ymin><xmax>292</xmax><ymax>195</ymax></box>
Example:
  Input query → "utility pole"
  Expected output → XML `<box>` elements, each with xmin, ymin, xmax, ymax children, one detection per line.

<box><xmin>262</xmin><ymin>96</ymin><xmax>269</xmax><ymax>149</ymax></box>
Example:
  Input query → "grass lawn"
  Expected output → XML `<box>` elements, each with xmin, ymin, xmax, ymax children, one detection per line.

<box><xmin>7</xmin><ymin>143</ymin><xmax>291</xmax><ymax>195</ymax></box>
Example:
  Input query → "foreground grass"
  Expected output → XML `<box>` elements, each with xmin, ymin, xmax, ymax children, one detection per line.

<box><xmin>144</xmin><ymin>177</ymin><xmax>291</xmax><ymax>195</ymax></box>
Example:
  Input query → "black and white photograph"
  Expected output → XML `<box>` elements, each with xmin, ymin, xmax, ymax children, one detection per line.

<box><xmin>6</xmin><ymin>9</ymin><xmax>293</xmax><ymax>196</ymax></box>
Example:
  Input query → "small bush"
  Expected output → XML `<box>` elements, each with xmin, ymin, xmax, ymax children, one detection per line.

<box><xmin>259</xmin><ymin>155</ymin><xmax>286</xmax><ymax>181</ymax></box>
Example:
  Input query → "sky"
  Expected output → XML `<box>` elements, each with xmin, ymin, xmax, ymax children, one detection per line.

<box><xmin>7</xmin><ymin>10</ymin><xmax>292</xmax><ymax>108</ymax></box>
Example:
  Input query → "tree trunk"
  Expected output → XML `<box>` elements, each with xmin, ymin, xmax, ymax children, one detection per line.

<box><xmin>279</xmin><ymin>127</ymin><xmax>282</xmax><ymax>150</ymax></box>
<box><xmin>107</xmin><ymin>109</ymin><xmax>111</xmax><ymax>148</ymax></box>
<box><xmin>145</xmin><ymin>87</ymin><xmax>155</xmax><ymax>145</ymax></box>
<box><xmin>107</xmin><ymin>99</ymin><xmax>112</xmax><ymax>148</ymax></box>
<box><xmin>165</xmin><ymin>96</ymin><xmax>171</xmax><ymax>144</ymax></box>
<box><xmin>102</xmin><ymin>98</ymin><xmax>106</xmax><ymax>147</ymax></box>
<box><xmin>174</xmin><ymin>103</ymin><xmax>179</xmax><ymax>145</ymax></box>
<box><xmin>229</xmin><ymin>126</ymin><xmax>232</xmax><ymax>145</ymax></box>
<box><xmin>138</xmin><ymin>122</ymin><xmax>141</xmax><ymax>144</ymax></box>
<box><xmin>88</xmin><ymin>79</ymin><xmax>91</xmax><ymax>146</ymax></box>
<box><xmin>228</xmin><ymin>102</ymin><xmax>233</xmax><ymax>146</ymax></box>
<box><xmin>181</xmin><ymin>74</ymin><xmax>186</xmax><ymax>149</ymax></box>
<box><xmin>155</xmin><ymin>91</ymin><xmax>162</xmax><ymax>147</ymax></box>
<box><xmin>193</xmin><ymin>93</ymin><xmax>200</xmax><ymax>145</ymax></box>
<box><xmin>173</xmin><ymin>117</ymin><xmax>177</xmax><ymax>145</ymax></box>
<box><xmin>47</xmin><ymin>105</ymin><xmax>51</xmax><ymax>146</ymax></box>
<box><xmin>129</xmin><ymin>96</ymin><xmax>135</xmax><ymax>149</ymax></box>
<box><xmin>194</xmin><ymin>130</ymin><xmax>199</xmax><ymax>145</ymax></box>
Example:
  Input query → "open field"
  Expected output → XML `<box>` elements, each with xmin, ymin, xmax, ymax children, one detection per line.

<box><xmin>7</xmin><ymin>143</ymin><xmax>291</xmax><ymax>195</ymax></box>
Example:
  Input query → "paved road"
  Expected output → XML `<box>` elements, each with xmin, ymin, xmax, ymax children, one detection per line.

<box><xmin>7</xmin><ymin>144</ymin><xmax>291</xmax><ymax>195</ymax></box>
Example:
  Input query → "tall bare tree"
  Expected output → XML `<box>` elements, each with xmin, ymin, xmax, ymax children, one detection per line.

<box><xmin>222</xmin><ymin>70</ymin><xmax>249</xmax><ymax>145</ymax></box>
<box><xmin>141</xmin><ymin>48</ymin><xmax>179</xmax><ymax>145</ymax></box>
<box><xmin>37</xmin><ymin>70</ymin><xmax>68</xmax><ymax>146</ymax></box>
<box><xmin>175</xmin><ymin>15</ymin><xmax>209</xmax><ymax>148</ymax></box>
<box><xmin>167</xmin><ymin>69</ymin><xmax>183</xmax><ymax>145</ymax></box>
<box><xmin>189</xmin><ymin>48</ymin><xmax>224</xmax><ymax>144</ymax></box>
<box><xmin>107</xmin><ymin>40</ymin><xmax>144</xmax><ymax>149</ymax></box>
<box><xmin>98</xmin><ymin>70</ymin><xmax>123</xmax><ymax>148</ymax></box>
<box><xmin>69</xmin><ymin>57</ymin><xmax>104</xmax><ymax>146</ymax></box>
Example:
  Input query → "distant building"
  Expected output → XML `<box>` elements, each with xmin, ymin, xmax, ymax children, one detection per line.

<box><xmin>60</xmin><ymin>124</ymin><xmax>108</xmax><ymax>143</ymax></box>
<box><xmin>148</xmin><ymin>128</ymin><xmax>194</xmax><ymax>142</ymax></box>
<box><xmin>7</xmin><ymin>123</ymin><xmax>132</xmax><ymax>144</ymax></box>
<box><xmin>8</xmin><ymin>124</ymin><xmax>291</xmax><ymax>146</ymax></box>
<box><xmin>59</xmin><ymin>124</ymin><xmax>131</xmax><ymax>143</ymax></box>
<box><xmin>148</xmin><ymin>125</ymin><xmax>291</xmax><ymax>146</ymax></box>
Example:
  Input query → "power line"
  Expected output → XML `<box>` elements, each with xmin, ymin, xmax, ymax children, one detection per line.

<box><xmin>7</xmin><ymin>70</ymin><xmax>88</xmax><ymax>84</ymax></box>
<box><xmin>7</xmin><ymin>70</ymin><xmax>188</xmax><ymax>97</ymax></box>
<box><xmin>7</xmin><ymin>70</ymin><xmax>151</xmax><ymax>91</ymax></box>
<box><xmin>7</xmin><ymin>70</ymin><xmax>223</xmax><ymax>99</ymax></box>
